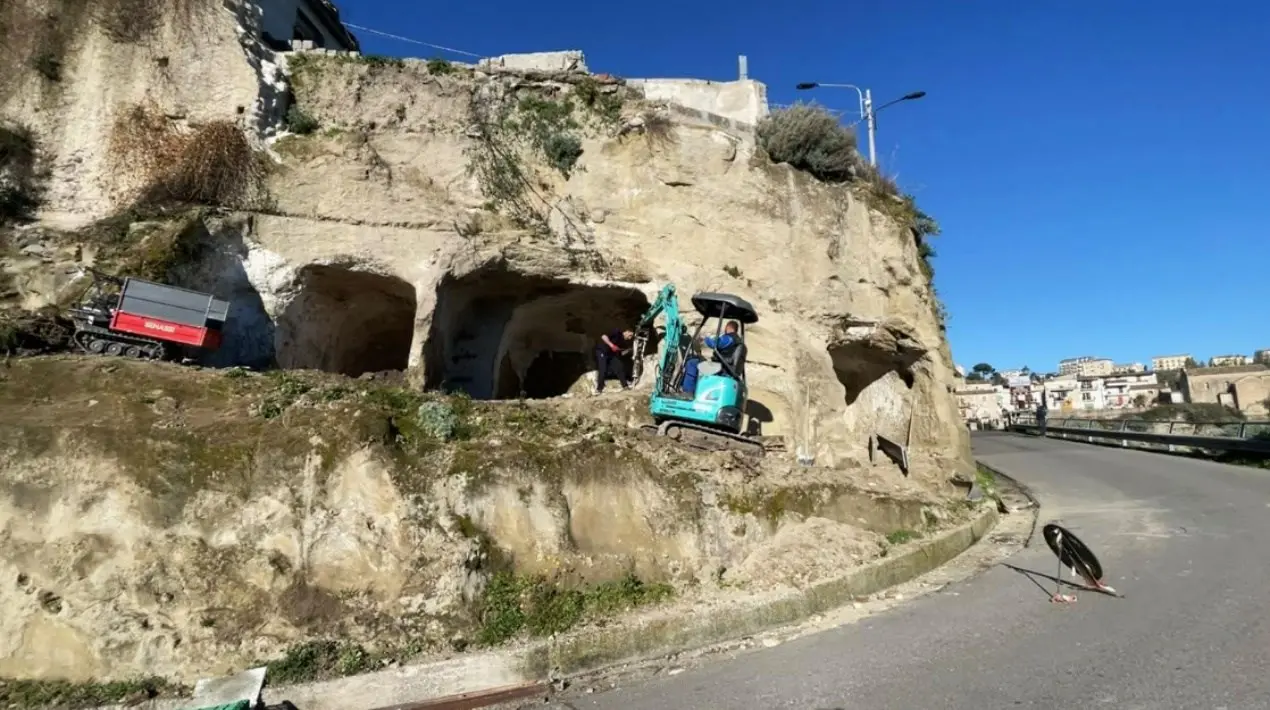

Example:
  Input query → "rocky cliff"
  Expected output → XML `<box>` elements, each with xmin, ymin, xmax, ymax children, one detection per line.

<box><xmin>0</xmin><ymin>0</ymin><xmax>975</xmax><ymax>693</ymax></box>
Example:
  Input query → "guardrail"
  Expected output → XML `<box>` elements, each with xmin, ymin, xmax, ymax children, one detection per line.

<box><xmin>1007</xmin><ymin>414</ymin><xmax>1270</xmax><ymax>455</ymax></box>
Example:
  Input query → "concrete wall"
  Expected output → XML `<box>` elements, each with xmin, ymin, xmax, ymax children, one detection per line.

<box><xmin>477</xmin><ymin>51</ymin><xmax>588</xmax><ymax>73</ymax></box>
<box><xmin>627</xmin><ymin>78</ymin><xmax>769</xmax><ymax>127</ymax></box>
<box><xmin>1233</xmin><ymin>373</ymin><xmax>1270</xmax><ymax>415</ymax></box>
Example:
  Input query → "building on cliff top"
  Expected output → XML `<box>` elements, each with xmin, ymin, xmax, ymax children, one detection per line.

<box><xmin>259</xmin><ymin>0</ymin><xmax>360</xmax><ymax>52</ymax></box>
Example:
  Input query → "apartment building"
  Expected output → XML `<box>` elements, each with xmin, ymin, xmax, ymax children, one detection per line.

<box><xmin>1058</xmin><ymin>356</ymin><xmax>1114</xmax><ymax>377</ymax></box>
<box><xmin>1209</xmin><ymin>354</ymin><xmax>1249</xmax><ymax>367</ymax></box>
<box><xmin>1102</xmin><ymin>372</ymin><xmax>1160</xmax><ymax>409</ymax></box>
<box><xmin>1113</xmin><ymin>362</ymin><xmax>1146</xmax><ymax>373</ymax></box>
<box><xmin>1256</xmin><ymin>349</ymin><xmax>1270</xmax><ymax>365</ymax></box>
<box><xmin>1152</xmin><ymin>354</ymin><xmax>1191</xmax><ymax>371</ymax></box>
<box><xmin>1042</xmin><ymin>375</ymin><xmax>1080</xmax><ymax>411</ymax></box>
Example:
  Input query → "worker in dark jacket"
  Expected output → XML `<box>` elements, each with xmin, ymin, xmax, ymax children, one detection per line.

<box><xmin>594</xmin><ymin>328</ymin><xmax>635</xmax><ymax>393</ymax></box>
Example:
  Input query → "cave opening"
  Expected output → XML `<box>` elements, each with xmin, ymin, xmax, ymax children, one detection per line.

<box><xmin>275</xmin><ymin>265</ymin><xmax>417</xmax><ymax>377</ymax></box>
<box><xmin>424</xmin><ymin>266</ymin><xmax>651</xmax><ymax>400</ymax></box>
<box><xmin>828</xmin><ymin>341</ymin><xmax>921</xmax><ymax>407</ymax></box>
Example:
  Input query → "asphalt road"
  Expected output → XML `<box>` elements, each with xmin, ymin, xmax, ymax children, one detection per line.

<box><xmin>563</xmin><ymin>434</ymin><xmax>1270</xmax><ymax>710</ymax></box>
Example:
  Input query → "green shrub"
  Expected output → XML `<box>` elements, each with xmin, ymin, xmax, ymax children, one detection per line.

<box><xmin>757</xmin><ymin>102</ymin><xmax>859</xmax><ymax>183</ymax></box>
<box><xmin>543</xmin><ymin>133</ymin><xmax>583</xmax><ymax>176</ymax></box>
<box><xmin>426</xmin><ymin>57</ymin><xmax>454</xmax><ymax>75</ymax></box>
<box><xmin>0</xmin><ymin>122</ymin><xmax>41</xmax><ymax>223</ymax></box>
<box><xmin>416</xmin><ymin>400</ymin><xmax>458</xmax><ymax>440</ymax></box>
<box><xmin>284</xmin><ymin>105</ymin><xmax>319</xmax><ymax>135</ymax></box>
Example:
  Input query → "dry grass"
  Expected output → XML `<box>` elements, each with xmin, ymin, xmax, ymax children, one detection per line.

<box><xmin>640</xmin><ymin>108</ymin><xmax>676</xmax><ymax>147</ymax></box>
<box><xmin>108</xmin><ymin>103</ymin><xmax>270</xmax><ymax>209</ymax></box>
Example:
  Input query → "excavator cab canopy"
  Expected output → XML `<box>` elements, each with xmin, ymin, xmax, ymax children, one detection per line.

<box><xmin>690</xmin><ymin>292</ymin><xmax>759</xmax><ymax>325</ymax></box>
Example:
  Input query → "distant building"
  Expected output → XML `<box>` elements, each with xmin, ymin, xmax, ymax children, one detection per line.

<box><xmin>1180</xmin><ymin>364</ymin><xmax>1270</xmax><ymax>416</ymax></box>
<box><xmin>262</xmin><ymin>0</ymin><xmax>361</xmax><ymax>51</ymax></box>
<box><xmin>1113</xmin><ymin>362</ymin><xmax>1146</xmax><ymax>373</ymax></box>
<box><xmin>1209</xmin><ymin>354</ymin><xmax>1249</xmax><ymax>367</ymax></box>
<box><xmin>1102</xmin><ymin>372</ymin><xmax>1159</xmax><ymax>409</ymax></box>
<box><xmin>1042</xmin><ymin>375</ymin><xmax>1080</xmax><ymax>412</ymax></box>
<box><xmin>1152</xmin><ymin>354</ymin><xmax>1191</xmax><ymax>372</ymax></box>
<box><xmin>1058</xmin><ymin>356</ymin><xmax>1114</xmax><ymax>377</ymax></box>
<box><xmin>953</xmin><ymin>382</ymin><xmax>1004</xmax><ymax>427</ymax></box>
<box><xmin>1255</xmin><ymin>349</ymin><xmax>1270</xmax><ymax>365</ymax></box>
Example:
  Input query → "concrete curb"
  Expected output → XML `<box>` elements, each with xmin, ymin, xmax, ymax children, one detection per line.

<box><xmin>117</xmin><ymin>504</ymin><xmax>1000</xmax><ymax>710</ymax></box>
<box><xmin>976</xmin><ymin>459</ymin><xmax>1040</xmax><ymax>547</ymax></box>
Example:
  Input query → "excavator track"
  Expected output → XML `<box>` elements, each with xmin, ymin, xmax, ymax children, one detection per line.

<box><xmin>72</xmin><ymin>324</ymin><xmax>168</xmax><ymax>361</ymax></box>
<box><xmin>641</xmin><ymin>419</ymin><xmax>767</xmax><ymax>457</ymax></box>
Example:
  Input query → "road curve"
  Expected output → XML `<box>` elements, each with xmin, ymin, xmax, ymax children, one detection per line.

<box><xmin>558</xmin><ymin>433</ymin><xmax>1270</xmax><ymax>709</ymax></box>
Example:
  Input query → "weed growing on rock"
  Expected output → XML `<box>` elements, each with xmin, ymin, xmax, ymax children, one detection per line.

<box><xmin>886</xmin><ymin>529</ymin><xmax>922</xmax><ymax>545</ymax></box>
<box><xmin>263</xmin><ymin>640</ymin><xmax>379</xmax><ymax>686</ymax></box>
<box><xmin>573</xmin><ymin>77</ymin><xmax>624</xmax><ymax>123</ymax></box>
<box><xmin>466</xmin><ymin>81</ymin><xmax>622</xmax><ymax>233</ymax></box>
<box><xmin>287</xmin><ymin>52</ymin><xmax>405</xmax><ymax>91</ymax></box>
<box><xmin>477</xmin><ymin>572</ymin><xmax>674</xmax><ymax>645</ymax></box>
<box><xmin>426</xmin><ymin>56</ymin><xmax>455</xmax><ymax>74</ymax></box>
<box><xmin>284</xmin><ymin>105</ymin><xmax>319</xmax><ymax>135</ymax></box>
<box><xmin>0</xmin><ymin>675</ymin><xmax>184</xmax><ymax>709</ymax></box>
<box><xmin>542</xmin><ymin>132</ymin><xmax>583</xmax><ymax>176</ymax></box>
<box><xmin>0</xmin><ymin>121</ymin><xmax>43</xmax><ymax>224</ymax></box>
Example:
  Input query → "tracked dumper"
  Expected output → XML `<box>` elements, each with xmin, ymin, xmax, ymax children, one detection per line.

<box><xmin>67</xmin><ymin>269</ymin><xmax>230</xmax><ymax>361</ymax></box>
<box><xmin>631</xmin><ymin>284</ymin><xmax>771</xmax><ymax>457</ymax></box>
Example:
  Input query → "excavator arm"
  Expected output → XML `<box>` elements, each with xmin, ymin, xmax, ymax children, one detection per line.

<box><xmin>630</xmin><ymin>284</ymin><xmax>684</xmax><ymax>389</ymax></box>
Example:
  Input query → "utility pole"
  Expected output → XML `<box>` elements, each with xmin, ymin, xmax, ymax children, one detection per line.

<box><xmin>863</xmin><ymin>88</ymin><xmax>876</xmax><ymax>168</ymax></box>
<box><xmin>794</xmin><ymin>83</ymin><xmax>927</xmax><ymax>168</ymax></box>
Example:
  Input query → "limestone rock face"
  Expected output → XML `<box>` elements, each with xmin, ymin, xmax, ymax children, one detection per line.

<box><xmin>253</xmin><ymin>57</ymin><xmax>973</xmax><ymax>488</ymax></box>
<box><xmin>0</xmin><ymin>1</ymin><xmax>971</xmax><ymax>490</ymax></box>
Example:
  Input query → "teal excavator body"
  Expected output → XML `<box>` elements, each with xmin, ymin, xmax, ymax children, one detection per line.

<box><xmin>631</xmin><ymin>284</ymin><xmax>764</xmax><ymax>455</ymax></box>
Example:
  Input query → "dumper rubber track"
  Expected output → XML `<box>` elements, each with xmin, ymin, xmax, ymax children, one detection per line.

<box><xmin>641</xmin><ymin>419</ymin><xmax>767</xmax><ymax>457</ymax></box>
<box><xmin>72</xmin><ymin>324</ymin><xmax>167</xmax><ymax>360</ymax></box>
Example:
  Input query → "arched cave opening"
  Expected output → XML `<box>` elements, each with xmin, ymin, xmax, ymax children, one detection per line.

<box><xmin>828</xmin><ymin>340</ymin><xmax>921</xmax><ymax>407</ymax></box>
<box><xmin>275</xmin><ymin>265</ymin><xmax>417</xmax><ymax>377</ymax></box>
<box><xmin>424</xmin><ymin>266</ymin><xmax>651</xmax><ymax>400</ymax></box>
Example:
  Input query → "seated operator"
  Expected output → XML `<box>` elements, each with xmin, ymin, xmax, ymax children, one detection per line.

<box><xmin>703</xmin><ymin>321</ymin><xmax>742</xmax><ymax>373</ymax></box>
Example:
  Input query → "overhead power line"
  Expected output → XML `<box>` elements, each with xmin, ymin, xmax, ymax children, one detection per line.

<box><xmin>343</xmin><ymin>22</ymin><xmax>483</xmax><ymax>58</ymax></box>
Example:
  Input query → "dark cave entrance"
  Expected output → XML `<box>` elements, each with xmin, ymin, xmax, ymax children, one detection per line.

<box><xmin>423</xmin><ymin>265</ymin><xmax>651</xmax><ymax>400</ymax></box>
<box><xmin>828</xmin><ymin>340</ymin><xmax>921</xmax><ymax>407</ymax></box>
<box><xmin>275</xmin><ymin>265</ymin><xmax>417</xmax><ymax>377</ymax></box>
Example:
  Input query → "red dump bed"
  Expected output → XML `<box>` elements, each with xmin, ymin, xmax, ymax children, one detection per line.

<box><xmin>109</xmin><ymin>277</ymin><xmax>230</xmax><ymax>350</ymax></box>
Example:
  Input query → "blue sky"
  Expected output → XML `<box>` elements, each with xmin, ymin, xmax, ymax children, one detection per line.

<box><xmin>334</xmin><ymin>0</ymin><xmax>1269</xmax><ymax>374</ymax></box>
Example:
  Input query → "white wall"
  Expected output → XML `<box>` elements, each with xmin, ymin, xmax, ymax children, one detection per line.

<box><xmin>477</xmin><ymin>51</ymin><xmax>588</xmax><ymax>73</ymax></box>
<box><xmin>627</xmin><ymin>78</ymin><xmax>769</xmax><ymax>126</ymax></box>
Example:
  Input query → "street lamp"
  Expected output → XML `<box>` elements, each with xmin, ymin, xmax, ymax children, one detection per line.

<box><xmin>795</xmin><ymin>82</ymin><xmax>926</xmax><ymax>167</ymax></box>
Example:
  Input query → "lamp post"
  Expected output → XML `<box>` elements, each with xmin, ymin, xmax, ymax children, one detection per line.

<box><xmin>795</xmin><ymin>82</ymin><xmax>926</xmax><ymax>167</ymax></box>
